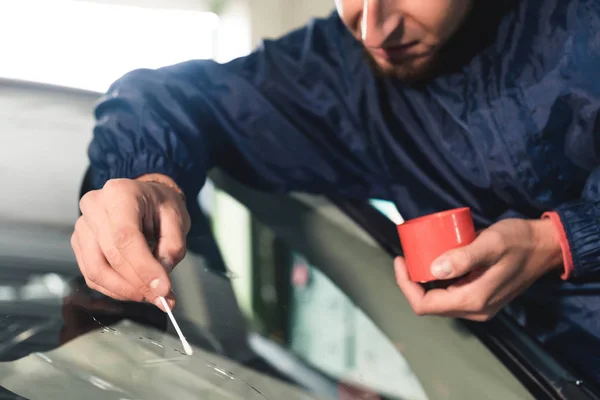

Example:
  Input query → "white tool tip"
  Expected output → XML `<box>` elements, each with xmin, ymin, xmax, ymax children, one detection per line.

<box><xmin>159</xmin><ymin>296</ymin><xmax>194</xmax><ymax>356</ymax></box>
<box><xmin>183</xmin><ymin>341</ymin><xmax>194</xmax><ymax>356</ymax></box>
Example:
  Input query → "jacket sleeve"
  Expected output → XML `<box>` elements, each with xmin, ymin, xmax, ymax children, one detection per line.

<box><xmin>550</xmin><ymin>168</ymin><xmax>600</xmax><ymax>280</ymax></box>
<box><xmin>542</xmin><ymin>0</ymin><xmax>600</xmax><ymax>281</ymax></box>
<box><xmin>87</xmin><ymin>13</ymin><xmax>388</xmax><ymax>201</ymax></box>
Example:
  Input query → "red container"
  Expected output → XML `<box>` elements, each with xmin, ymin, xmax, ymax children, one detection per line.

<box><xmin>397</xmin><ymin>207</ymin><xmax>476</xmax><ymax>283</ymax></box>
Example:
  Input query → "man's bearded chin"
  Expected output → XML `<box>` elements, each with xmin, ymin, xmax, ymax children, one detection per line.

<box><xmin>364</xmin><ymin>49</ymin><xmax>443</xmax><ymax>84</ymax></box>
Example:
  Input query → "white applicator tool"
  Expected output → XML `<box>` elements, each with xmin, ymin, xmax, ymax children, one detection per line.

<box><xmin>158</xmin><ymin>296</ymin><xmax>193</xmax><ymax>356</ymax></box>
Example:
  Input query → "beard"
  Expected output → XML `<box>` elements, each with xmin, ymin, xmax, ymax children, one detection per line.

<box><xmin>365</xmin><ymin>0</ymin><xmax>519</xmax><ymax>85</ymax></box>
<box><xmin>363</xmin><ymin>49</ymin><xmax>444</xmax><ymax>85</ymax></box>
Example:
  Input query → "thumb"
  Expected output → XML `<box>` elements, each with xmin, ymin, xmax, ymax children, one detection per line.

<box><xmin>430</xmin><ymin>232</ymin><xmax>502</xmax><ymax>280</ymax></box>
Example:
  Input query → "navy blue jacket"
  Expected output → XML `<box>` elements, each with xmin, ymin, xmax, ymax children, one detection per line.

<box><xmin>89</xmin><ymin>2</ymin><xmax>600</xmax><ymax>280</ymax></box>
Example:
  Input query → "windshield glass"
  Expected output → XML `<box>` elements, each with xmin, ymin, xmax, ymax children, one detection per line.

<box><xmin>369</xmin><ymin>199</ymin><xmax>600</xmax><ymax>390</ymax></box>
<box><xmin>0</xmin><ymin>191</ymin><xmax>428</xmax><ymax>400</ymax></box>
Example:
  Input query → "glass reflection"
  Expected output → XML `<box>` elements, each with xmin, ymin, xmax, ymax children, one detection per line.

<box><xmin>0</xmin><ymin>273</ymin><xmax>69</xmax><ymax>303</ymax></box>
<box><xmin>210</xmin><ymin>190</ymin><xmax>429</xmax><ymax>400</ymax></box>
<box><xmin>0</xmin><ymin>188</ymin><xmax>430</xmax><ymax>400</ymax></box>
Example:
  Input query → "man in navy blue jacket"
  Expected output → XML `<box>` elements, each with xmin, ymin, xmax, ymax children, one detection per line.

<box><xmin>73</xmin><ymin>0</ymin><xmax>600</xmax><ymax>370</ymax></box>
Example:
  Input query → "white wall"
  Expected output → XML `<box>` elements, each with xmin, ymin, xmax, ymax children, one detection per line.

<box><xmin>290</xmin><ymin>0</ymin><xmax>335</xmax><ymax>32</ymax></box>
<box><xmin>0</xmin><ymin>1</ymin><xmax>218</xmax><ymax>92</ymax></box>
<box><xmin>74</xmin><ymin>0</ymin><xmax>210</xmax><ymax>10</ymax></box>
<box><xmin>213</xmin><ymin>0</ymin><xmax>253</xmax><ymax>63</ymax></box>
<box><xmin>0</xmin><ymin>0</ymin><xmax>334</xmax><ymax>226</ymax></box>
<box><xmin>248</xmin><ymin>0</ymin><xmax>333</xmax><ymax>47</ymax></box>
<box><xmin>0</xmin><ymin>83</ymin><xmax>98</xmax><ymax>225</ymax></box>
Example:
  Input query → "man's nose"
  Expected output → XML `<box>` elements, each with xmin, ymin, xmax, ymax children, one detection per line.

<box><xmin>361</xmin><ymin>0</ymin><xmax>398</xmax><ymax>48</ymax></box>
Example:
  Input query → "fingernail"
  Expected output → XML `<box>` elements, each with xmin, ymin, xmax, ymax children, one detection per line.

<box><xmin>160</xmin><ymin>258</ymin><xmax>174</xmax><ymax>273</ymax></box>
<box><xmin>150</xmin><ymin>279</ymin><xmax>169</xmax><ymax>296</ymax></box>
<box><xmin>165</xmin><ymin>296</ymin><xmax>176</xmax><ymax>309</ymax></box>
<box><xmin>153</xmin><ymin>297</ymin><xmax>166</xmax><ymax>312</ymax></box>
<box><xmin>431</xmin><ymin>258</ymin><xmax>452</xmax><ymax>279</ymax></box>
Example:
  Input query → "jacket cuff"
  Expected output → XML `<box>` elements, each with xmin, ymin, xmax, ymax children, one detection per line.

<box><xmin>89</xmin><ymin>152</ymin><xmax>205</xmax><ymax>198</ymax></box>
<box><xmin>541</xmin><ymin>211</ymin><xmax>574</xmax><ymax>280</ymax></box>
<box><xmin>552</xmin><ymin>199</ymin><xmax>600</xmax><ymax>280</ymax></box>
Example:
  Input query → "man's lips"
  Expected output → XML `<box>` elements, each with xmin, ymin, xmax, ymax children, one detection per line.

<box><xmin>369</xmin><ymin>42</ymin><xmax>419</xmax><ymax>61</ymax></box>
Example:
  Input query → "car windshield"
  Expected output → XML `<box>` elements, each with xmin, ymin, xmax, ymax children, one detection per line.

<box><xmin>0</xmin><ymin>188</ymin><xmax>430</xmax><ymax>399</ymax></box>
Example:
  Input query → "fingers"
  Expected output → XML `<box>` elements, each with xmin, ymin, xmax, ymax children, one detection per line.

<box><xmin>73</xmin><ymin>216</ymin><xmax>177</xmax><ymax>311</ymax></box>
<box><xmin>76</xmin><ymin>179</ymin><xmax>185</xmax><ymax>311</ymax></box>
<box><xmin>154</xmin><ymin>206</ymin><xmax>187</xmax><ymax>273</ymax></box>
<box><xmin>396</xmin><ymin>257</ymin><xmax>465</xmax><ymax>315</ymax></box>
<box><xmin>81</xmin><ymin>208</ymin><xmax>155</xmax><ymax>298</ymax></box>
<box><xmin>430</xmin><ymin>229</ymin><xmax>505</xmax><ymax>280</ymax></box>
<box><xmin>394</xmin><ymin>256</ymin><xmax>496</xmax><ymax>320</ymax></box>
<box><xmin>395</xmin><ymin>224</ymin><xmax>525</xmax><ymax>322</ymax></box>
<box><xmin>80</xmin><ymin>184</ymin><xmax>171</xmax><ymax>300</ymax></box>
<box><xmin>73</xmin><ymin>218</ymin><xmax>142</xmax><ymax>302</ymax></box>
<box><xmin>394</xmin><ymin>257</ymin><xmax>426</xmax><ymax>310</ymax></box>
<box><xmin>108</xmin><ymin>200</ymin><xmax>171</xmax><ymax>298</ymax></box>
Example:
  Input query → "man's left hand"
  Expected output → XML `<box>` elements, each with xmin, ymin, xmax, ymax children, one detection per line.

<box><xmin>394</xmin><ymin>218</ymin><xmax>563</xmax><ymax>321</ymax></box>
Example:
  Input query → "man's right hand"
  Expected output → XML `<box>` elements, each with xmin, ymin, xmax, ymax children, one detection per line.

<box><xmin>72</xmin><ymin>175</ymin><xmax>191</xmax><ymax>312</ymax></box>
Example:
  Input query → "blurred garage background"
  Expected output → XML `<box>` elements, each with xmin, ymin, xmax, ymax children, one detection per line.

<box><xmin>0</xmin><ymin>0</ymin><xmax>331</xmax><ymax>226</ymax></box>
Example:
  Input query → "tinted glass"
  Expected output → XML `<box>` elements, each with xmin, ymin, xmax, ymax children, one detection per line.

<box><xmin>0</xmin><ymin>192</ymin><xmax>428</xmax><ymax>400</ymax></box>
<box><xmin>208</xmin><ymin>188</ymin><xmax>430</xmax><ymax>399</ymax></box>
<box><xmin>369</xmin><ymin>199</ymin><xmax>600</xmax><ymax>390</ymax></box>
